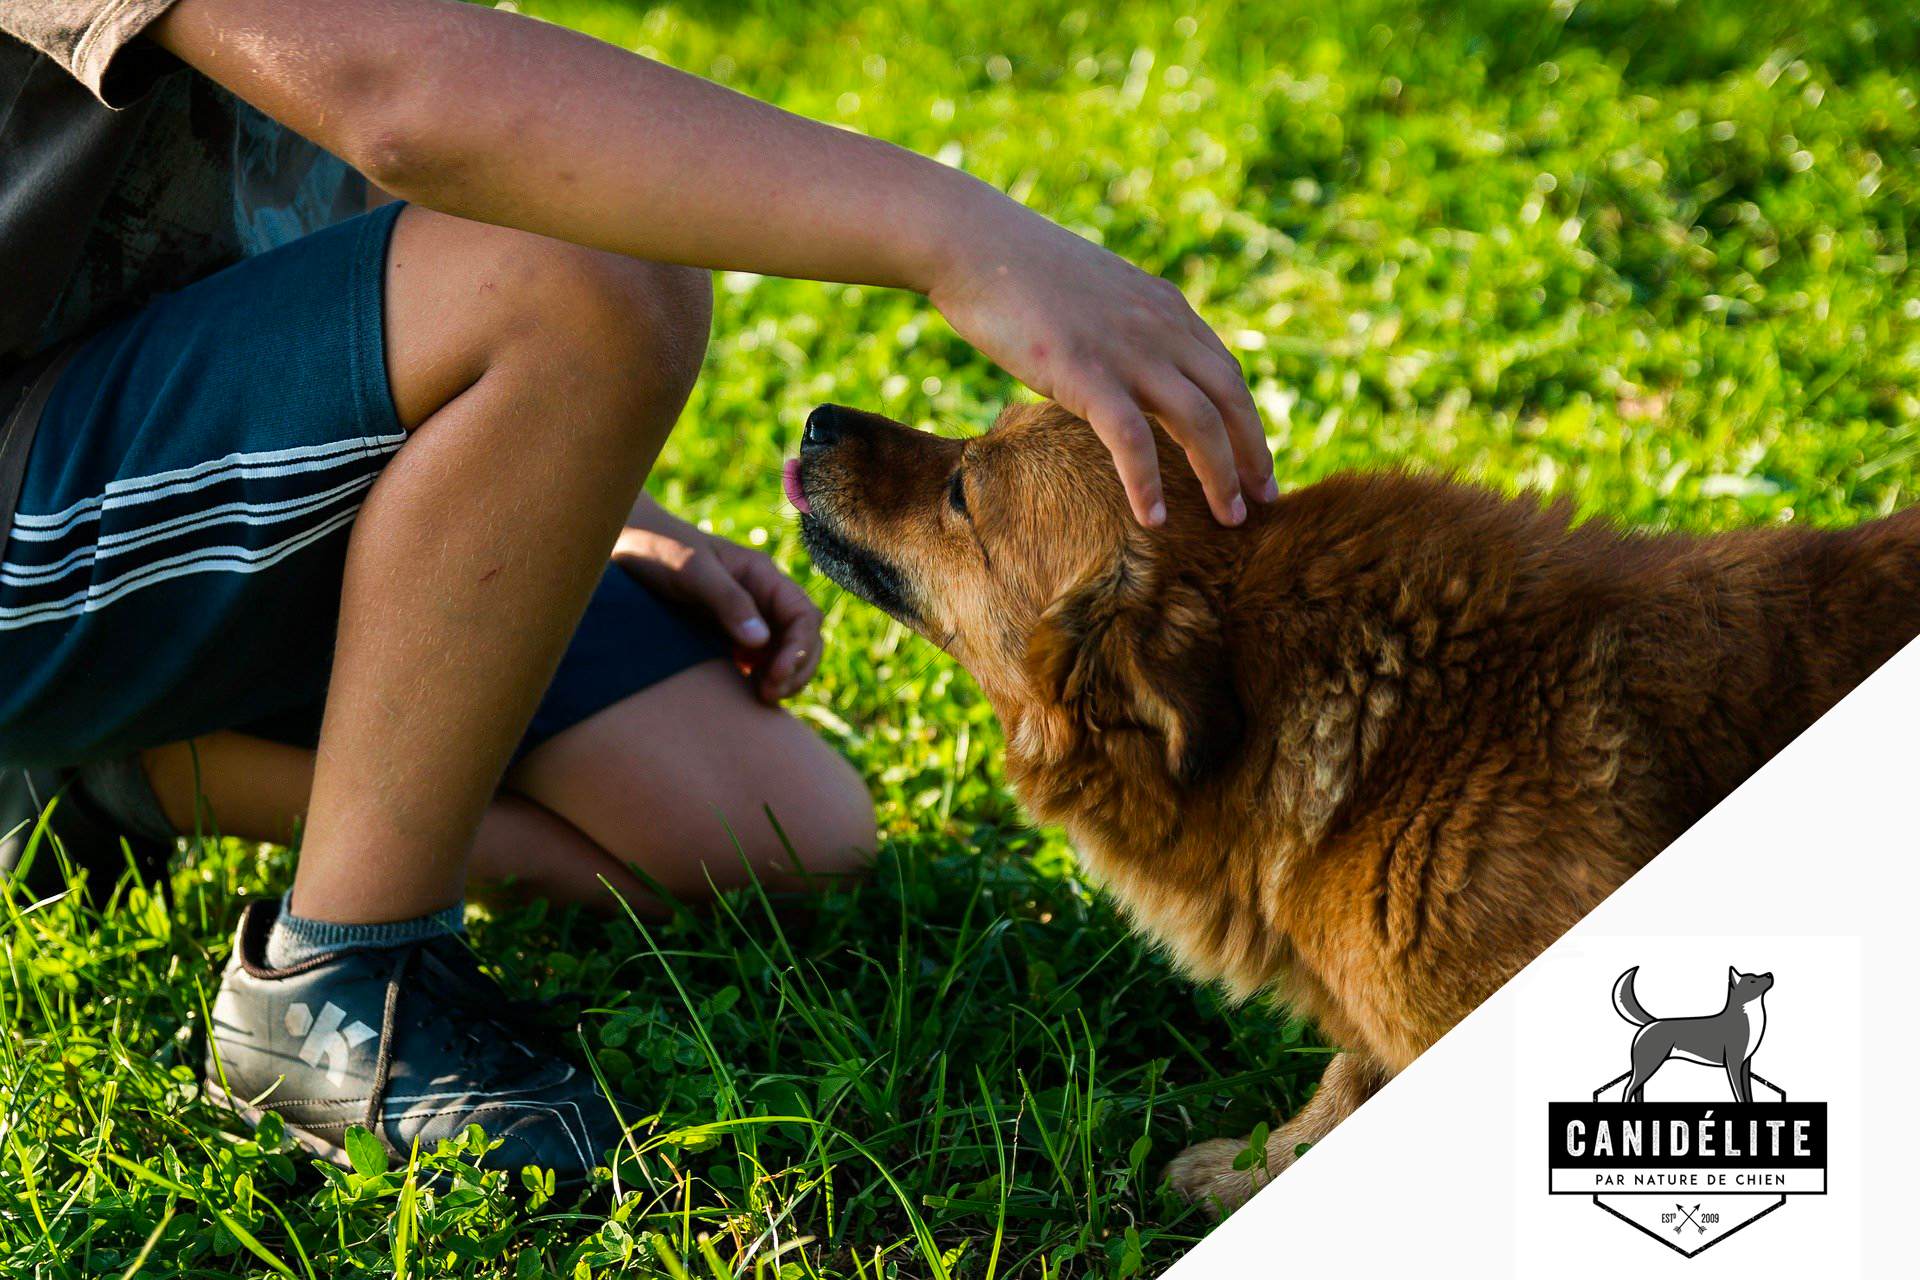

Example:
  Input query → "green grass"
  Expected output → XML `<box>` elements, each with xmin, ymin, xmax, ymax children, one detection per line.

<box><xmin>6</xmin><ymin>0</ymin><xmax>1918</xmax><ymax>1275</ymax></box>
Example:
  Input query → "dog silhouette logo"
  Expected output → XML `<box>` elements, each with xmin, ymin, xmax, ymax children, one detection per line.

<box><xmin>1546</xmin><ymin>965</ymin><xmax>1827</xmax><ymax>1258</ymax></box>
<box><xmin>1614</xmin><ymin>966</ymin><xmax>1772</xmax><ymax>1103</ymax></box>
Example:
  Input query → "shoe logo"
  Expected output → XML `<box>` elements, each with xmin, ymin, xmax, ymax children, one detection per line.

<box><xmin>1545</xmin><ymin>966</ymin><xmax>1828</xmax><ymax>1257</ymax></box>
<box><xmin>284</xmin><ymin>1001</ymin><xmax>377</xmax><ymax>1087</ymax></box>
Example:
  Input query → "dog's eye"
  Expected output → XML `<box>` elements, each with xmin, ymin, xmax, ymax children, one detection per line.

<box><xmin>947</xmin><ymin>469</ymin><xmax>969</xmax><ymax>518</ymax></box>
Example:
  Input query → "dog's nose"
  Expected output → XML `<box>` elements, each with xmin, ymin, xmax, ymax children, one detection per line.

<box><xmin>802</xmin><ymin>404</ymin><xmax>841</xmax><ymax>453</ymax></box>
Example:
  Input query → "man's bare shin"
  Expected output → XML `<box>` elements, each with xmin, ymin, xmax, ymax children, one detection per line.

<box><xmin>289</xmin><ymin>209</ymin><xmax>708</xmax><ymax>923</ymax></box>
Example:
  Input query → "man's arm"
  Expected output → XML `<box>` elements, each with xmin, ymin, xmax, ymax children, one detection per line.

<box><xmin>151</xmin><ymin>0</ymin><xmax>1274</xmax><ymax>525</ymax></box>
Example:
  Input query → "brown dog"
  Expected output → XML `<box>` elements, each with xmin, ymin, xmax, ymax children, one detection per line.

<box><xmin>788</xmin><ymin>399</ymin><xmax>1920</xmax><ymax>1213</ymax></box>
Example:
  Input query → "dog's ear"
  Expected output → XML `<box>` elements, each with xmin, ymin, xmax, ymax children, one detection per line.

<box><xmin>1025</xmin><ymin>559</ymin><xmax>1243</xmax><ymax>786</ymax></box>
<box><xmin>1728</xmin><ymin>966</ymin><xmax>1738</xmax><ymax>986</ymax></box>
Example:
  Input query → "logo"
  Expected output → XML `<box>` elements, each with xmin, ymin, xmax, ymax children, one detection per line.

<box><xmin>1546</xmin><ymin>966</ymin><xmax>1827</xmax><ymax>1257</ymax></box>
<box><xmin>285</xmin><ymin>1001</ymin><xmax>377</xmax><ymax>1086</ymax></box>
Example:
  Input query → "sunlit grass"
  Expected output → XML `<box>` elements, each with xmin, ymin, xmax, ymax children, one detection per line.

<box><xmin>3</xmin><ymin>0</ymin><xmax>1915</xmax><ymax>1274</ymax></box>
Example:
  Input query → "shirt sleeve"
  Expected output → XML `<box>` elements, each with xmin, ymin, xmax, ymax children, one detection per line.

<box><xmin>2</xmin><ymin>0</ymin><xmax>185</xmax><ymax>106</ymax></box>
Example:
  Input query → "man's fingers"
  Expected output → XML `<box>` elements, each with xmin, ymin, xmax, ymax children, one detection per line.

<box><xmin>1181</xmin><ymin>344</ymin><xmax>1277</xmax><ymax>503</ymax></box>
<box><xmin>791</xmin><ymin>637</ymin><xmax>824</xmax><ymax>690</ymax></box>
<box><xmin>732</xmin><ymin>551</ymin><xmax>824</xmax><ymax>698</ymax></box>
<box><xmin>738</xmin><ymin>553</ymin><xmax>818</xmax><ymax>631</ymax></box>
<box><xmin>685</xmin><ymin>550</ymin><xmax>772</xmax><ymax>648</ymax></box>
<box><xmin>1081</xmin><ymin>388</ymin><xmax>1166</xmax><ymax>526</ymax></box>
<box><xmin>760</xmin><ymin>611</ymin><xmax>821</xmax><ymax>699</ymax></box>
<box><xmin>765</xmin><ymin>609</ymin><xmax>824</xmax><ymax>699</ymax></box>
<box><xmin>776</xmin><ymin>595</ymin><xmax>823</xmax><ymax>694</ymax></box>
<box><xmin>1162</xmin><ymin>289</ymin><xmax>1275</xmax><ymax>503</ymax></box>
<box><xmin>1141</xmin><ymin>371</ymin><xmax>1245</xmax><ymax>526</ymax></box>
<box><xmin>1184</xmin><ymin>309</ymin><xmax>1238</xmax><ymax>365</ymax></box>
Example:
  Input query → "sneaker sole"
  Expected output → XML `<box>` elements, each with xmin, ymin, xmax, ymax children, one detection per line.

<box><xmin>203</xmin><ymin>1079</ymin><xmax>602</xmax><ymax>1199</ymax></box>
<box><xmin>203</xmin><ymin>1080</ymin><xmax>356</xmax><ymax>1172</ymax></box>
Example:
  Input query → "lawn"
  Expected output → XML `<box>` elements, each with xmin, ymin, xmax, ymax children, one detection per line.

<box><xmin>4</xmin><ymin>0</ymin><xmax>1917</xmax><ymax>1275</ymax></box>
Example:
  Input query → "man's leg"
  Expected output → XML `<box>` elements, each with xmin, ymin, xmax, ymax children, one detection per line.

<box><xmin>203</xmin><ymin>210</ymin><xmax>713</xmax><ymax>1182</ymax></box>
<box><xmin>141</xmin><ymin>658</ymin><xmax>878</xmax><ymax>913</ymax></box>
<box><xmin>290</xmin><ymin>205</ymin><xmax>710</xmax><ymax>924</ymax></box>
<box><xmin>0</xmin><ymin>200</ymin><xmax>715</xmax><ymax>1181</ymax></box>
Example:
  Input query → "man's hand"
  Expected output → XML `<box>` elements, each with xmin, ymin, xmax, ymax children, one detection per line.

<box><xmin>929</xmin><ymin>214</ymin><xmax>1274</xmax><ymax>527</ymax></box>
<box><xmin>614</xmin><ymin>497</ymin><xmax>822</xmax><ymax>703</ymax></box>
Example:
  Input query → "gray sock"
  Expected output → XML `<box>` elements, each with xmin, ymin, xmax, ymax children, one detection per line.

<box><xmin>265</xmin><ymin>889</ymin><xmax>466</xmax><ymax>969</ymax></box>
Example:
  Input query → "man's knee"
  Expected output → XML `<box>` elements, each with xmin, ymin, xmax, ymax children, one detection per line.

<box><xmin>765</xmin><ymin>745</ymin><xmax>877</xmax><ymax>881</ymax></box>
<box><xmin>384</xmin><ymin>207</ymin><xmax>711</xmax><ymax>429</ymax></box>
<box><xmin>535</xmin><ymin>249</ymin><xmax>712</xmax><ymax>403</ymax></box>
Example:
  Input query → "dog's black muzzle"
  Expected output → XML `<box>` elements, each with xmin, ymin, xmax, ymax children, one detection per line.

<box><xmin>794</xmin><ymin>404</ymin><xmax>923</xmax><ymax>626</ymax></box>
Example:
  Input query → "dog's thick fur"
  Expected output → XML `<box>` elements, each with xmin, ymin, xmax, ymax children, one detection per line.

<box><xmin>794</xmin><ymin>401</ymin><xmax>1920</xmax><ymax>1213</ymax></box>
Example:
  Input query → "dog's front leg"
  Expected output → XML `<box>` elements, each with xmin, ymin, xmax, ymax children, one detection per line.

<box><xmin>1166</xmin><ymin>1051</ymin><xmax>1392</xmax><ymax>1217</ymax></box>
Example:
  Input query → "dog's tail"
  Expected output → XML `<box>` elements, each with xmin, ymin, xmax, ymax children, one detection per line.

<box><xmin>1612</xmin><ymin>967</ymin><xmax>1655</xmax><ymax>1026</ymax></box>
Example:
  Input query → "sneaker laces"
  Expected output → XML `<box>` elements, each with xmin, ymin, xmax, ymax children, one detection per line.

<box><xmin>363</xmin><ymin>938</ymin><xmax>585</xmax><ymax>1145</ymax></box>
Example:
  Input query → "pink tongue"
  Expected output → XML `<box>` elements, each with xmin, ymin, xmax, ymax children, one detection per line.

<box><xmin>782</xmin><ymin>458</ymin><xmax>811</xmax><ymax>514</ymax></box>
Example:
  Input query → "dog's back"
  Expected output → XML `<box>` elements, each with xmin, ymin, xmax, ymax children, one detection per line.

<box><xmin>1611</xmin><ymin>504</ymin><xmax>1920</xmax><ymax>829</ymax></box>
<box><xmin>1804</xmin><ymin>504</ymin><xmax>1920</xmax><ymax>692</ymax></box>
<box><xmin>1238</xmin><ymin>477</ymin><xmax>1920</xmax><ymax>854</ymax></box>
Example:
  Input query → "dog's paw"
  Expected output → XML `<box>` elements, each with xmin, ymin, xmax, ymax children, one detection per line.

<box><xmin>1164</xmin><ymin>1137</ymin><xmax>1272</xmax><ymax>1219</ymax></box>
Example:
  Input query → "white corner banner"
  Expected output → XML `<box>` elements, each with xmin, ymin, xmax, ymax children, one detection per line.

<box><xmin>1168</xmin><ymin>637</ymin><xmax>1919</xmax><ymax>1278</ymax></box>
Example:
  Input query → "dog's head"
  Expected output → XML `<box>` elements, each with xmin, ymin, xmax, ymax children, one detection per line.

<box><xmin>789</xmin><ymin>401</ymin><xmax>1246</xmax><ymax>787</ymax></box>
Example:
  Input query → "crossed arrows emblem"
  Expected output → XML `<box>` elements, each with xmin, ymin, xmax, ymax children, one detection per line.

<box><xmin>1674</xmin><ymin>1204</ymin><xmax>1706</xmax><ymax>1235</ymax></box>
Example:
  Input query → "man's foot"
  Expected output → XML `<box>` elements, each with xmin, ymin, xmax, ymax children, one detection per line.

<box><xmin>204</xmin><ymin>900</ymin><xmax>627</xmax><ymax>1189</ymax></box>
